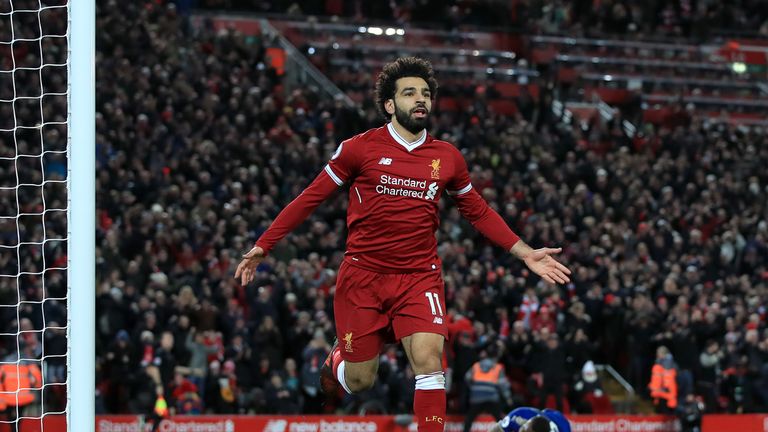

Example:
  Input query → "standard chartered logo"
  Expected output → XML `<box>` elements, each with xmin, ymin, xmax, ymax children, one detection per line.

<box><xmin>376</xmin><ymin>175</ymin><xmax>439</xmax><ymax>200</ymax></box>
<box><xmin>425</xmin><ymin>182</ymin><xmax>438</xmax><ymax>200</ymax></box>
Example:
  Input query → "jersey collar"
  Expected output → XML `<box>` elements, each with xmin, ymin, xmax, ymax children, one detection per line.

<box><xmin>387</xmin><ymin>122</ymin><xmax>427</xmax><ymax>152</ymax></box>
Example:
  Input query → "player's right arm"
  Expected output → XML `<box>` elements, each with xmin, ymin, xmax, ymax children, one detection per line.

<box><xmin>235</xmin><ymin>138</ymin><xmax>360</xmax><ymax>285</ymax></box>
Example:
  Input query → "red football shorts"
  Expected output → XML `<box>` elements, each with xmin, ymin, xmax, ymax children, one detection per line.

<box><xmin>333</xmin><ymin>259</ymin><xmax>448</xmax><ymax>362</ymax></box>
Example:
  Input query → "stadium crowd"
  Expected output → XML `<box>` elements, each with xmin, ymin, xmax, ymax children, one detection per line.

<box><xmin>89</xmin><ymin>0</ymin><xmax>768</xmax><ymax>419</ymax></box>
<box><xmin>198</xmin><ymin>0</ymin><xmax>768</xmax><ymax>39</ymax></box>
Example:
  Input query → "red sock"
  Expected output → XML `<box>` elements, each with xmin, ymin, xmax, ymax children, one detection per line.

<box><xmin>414</xmin><ymin>386</ymin><xmax>446</xmax><ymax>431</ymax></box>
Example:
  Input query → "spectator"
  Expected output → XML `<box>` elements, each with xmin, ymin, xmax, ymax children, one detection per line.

<box><xmin>698</xmin><ymin>340</ymin><xmax>723</xmax><ymax>412</ymax></box>
<box><xmin>649</xmin><ymin>346</ymin><xmax>678</xmax><ymax>414</ymax></box>
<box><xmin>253</xmin><ymin>315</ymin><xmax>283</xmax><ymax>368</ymax></box>
<box><xmin>265</xmin><ymin>373</ymin><xmax>301</xmax><ymax>414</ymax></box>
<box><xmin>463</xmin><ymin>344</ymin><xmax>511</xmax><ymax>432</ymax></box>
<box><xmin>154</xmin><ymin>331</ymin><xmax>178</xmax><ymax>399</ymax></box>
<box><xmin>679</xmin><ymin>394</ymin><xmax>704</xmax><ymax>432</ymax></box>
<box><xmin>535</xmin><ymin>333</ymin><xmax>567</xmax><ymax>412</ymax></box>
<box><xmin>183</xmin><ymin>327</ymin><xmax>218</xmax><ymax>398</ymax></box>
<box><xmin>171</xmin><ymin>372</ymin><xmax>202</xmax><ymax>414</ymax></box>
<box><xmin>299</xmin><ymin>330</ymin><xmax>329</xmax><ymax>413</ymax></box>
<box><xmin>104</xmin><ymin>330</ymin><xmax>133</xmax><ymax>412</ymax></box>
<box><xmin>571</xmin><ymin>360</ymin><xmax>611</xmax><ymax>414</ymax></box>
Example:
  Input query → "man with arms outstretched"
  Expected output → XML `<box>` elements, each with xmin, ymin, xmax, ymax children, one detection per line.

<box><xmin>235</xmin><ymin>57</ymin><xmax>571</xmax><ymax>431</ymax></box>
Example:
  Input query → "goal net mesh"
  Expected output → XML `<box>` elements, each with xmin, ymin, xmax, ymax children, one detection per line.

<box><xmin>0</xmin><ymin>0</ymin><xmax>70</xmax><ymax>429</ymax></box>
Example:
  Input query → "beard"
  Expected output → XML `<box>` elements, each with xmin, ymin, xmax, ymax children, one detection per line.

<box><xmin>394</xmin><ymin>103</ymin><xmax>429</xmax><ymax>135</ymax></box>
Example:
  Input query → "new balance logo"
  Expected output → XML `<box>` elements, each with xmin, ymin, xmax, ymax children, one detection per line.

<box><xmin>432</xmin><ymin>317</ymin><xmax>443</xmax><ymax>324</ymax></box>
<box><xmin>264</xmin><ymin>420</ymin><xmax>287</xmax><ymax>432</ymax></box>
<box><xmin>425</xmin><ymin>182</ymin><xmax>439</xmax><ymax>200</ymax></box>
<box><xmin>378</xmin><ymin>157</ymin><xmax>393</xmax><ymax>165</ymax></box>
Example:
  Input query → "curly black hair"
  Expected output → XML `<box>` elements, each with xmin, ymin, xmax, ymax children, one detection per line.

<box><xmin>374</xmin><ymin>57</ymin><xmax>438</xmax><ymax>120</ymax></box>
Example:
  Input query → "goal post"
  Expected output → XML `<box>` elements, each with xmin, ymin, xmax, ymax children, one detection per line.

<box><xmin>67</xmin><ymin>0</ymin><xmax>96</xmax><ymax>432</ymax></box>
<box><xmin>68</xmin><ymin>0</ymin><xmax>95</xmax><ymax>430</ymax></box>
<box><xmin>0</xmin><ymin>0</ymin><xmax>93</xmax><ymax>430</ymax></box>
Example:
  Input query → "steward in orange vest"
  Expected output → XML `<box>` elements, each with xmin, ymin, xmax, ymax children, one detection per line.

<box><xmin>648</xmin><ymin>346</ymin><xmax>678</xmax><ymax>413</ymax></box>
<box><xmin>0</xmin><ymin>362</ymin><xmax>43</xmax><ymax>409</ymax></box>
<box><xmin>463</xmin><ymin>346</ymin><xmax>512</xmax><ymax>432</ymax></box>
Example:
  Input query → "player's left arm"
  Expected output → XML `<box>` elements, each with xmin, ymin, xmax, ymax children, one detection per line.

<box><xmin>448</xmin><ymin>151</ymin><xmax>570</xmax><ymax>284</ymax></box>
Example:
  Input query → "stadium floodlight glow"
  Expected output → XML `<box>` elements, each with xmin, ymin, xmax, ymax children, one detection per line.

<box><xmin>732</xmin><ymin>62</ymin><xmax>747</xmax><ymax>74</ymax></box>
<box><xmin>308</xmin><ymin>47</ymin><xmax>316</xmax><ymax>55</ymax></box>
<box><xmin>332</xmin><ymin>42</ymin><xmax>340</xmax><ymax>49</ymax></box>
<box><xmin>385</xmin><ymin>27</ymin><xmax>397</xmax><ymax>36</ymax></box>
<box><xmin>501</xmin><ymin>51</ymin><xmax>516</xmax><ymax>59</ymax></box>
<box><xmin>396</xmin><ymin>29</ymin><xmax>405</xmax><ymax>36</ymax></box>
<box><xmin>486</xmin><ymin>67</ymin><xmax>494</xmax><ymax>74</ymax></box>
<box><xmin>367</xmin><ymin>27</ymin><xmax>384</xmax><ymax>35</ymax></box>
<box><xmin>358</xmin><ymin>26</ymin><xmax>367</xmax><ymax>33</ymax></box>
<box><xmin>604</xmin><ymin>75</ymin><xmax>613</xmax><ymax>81</ymax></box>
<box><xmin>472</xmin><ymin>50</ymin><xmax>480</xmax><ymax>56</ymax></box>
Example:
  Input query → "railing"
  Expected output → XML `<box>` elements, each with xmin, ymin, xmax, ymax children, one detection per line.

<box><xmin>530</xmin><ymin>34</ymin><xmax>701</xmax><ymax>53</ymax></box>
<box><xmin>257</xmin><ymin>19</ymin><xmax>355</xmax><ymax>108</ymax></box>
<box><xmin>596</xmin><ymin>363</ymin><xmax>636</xmax><ymax>414</ymax></box>
<box><xmin>305</xmin><ymin>40</ymin><xmax>519</xmax><ymax>61</ymax></box>
<box><xmin>645</xmin><ymin>94</ymin><xmax>768</xmax><ymax>108</ymax></box>
<box><xmin>580</xmin><ymin>72</ymin><xmax>760</xmax><ymax>89</ymax></box>
<box><xmin>327</xmin><ymin>58</ymin><xmax>539</xmax><ymax>79</ymax></box>
<box><xmin>273</xmin><ymin>19</ymin><xmax>502</xmax><ymax>46</ymax></box>
<box><xmin>556</xmin><ymin>54</ymin><xmax>730</xmax><ymax>72</ymax></box>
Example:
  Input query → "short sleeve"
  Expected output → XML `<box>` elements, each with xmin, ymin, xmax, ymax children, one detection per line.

<box><xmin>446</xmin><ymin>147</ymin><xmax>473</xmax><ymax>196</ymax></box>
<box><xmin>325</xmin><ymin>137</ymin><xmax>360</xmax><ymax>186</ymax></box>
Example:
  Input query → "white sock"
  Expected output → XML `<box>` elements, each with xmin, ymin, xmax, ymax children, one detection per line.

<box><xmin>415</xmin><ymin>371</ymin><xmax>445</xmax><ymax>390</ymax></box>
<box><xmin>336</xmin><ymin>360</ymin><xmax>352</xmax><ymax>394</ymax></box>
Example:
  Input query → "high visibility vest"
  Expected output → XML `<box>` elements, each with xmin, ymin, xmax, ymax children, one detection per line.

<box><xmin>649</xmin><ymin>363</ymin><xmax>678</xmax><ymax>408</ymax></box>
<box><xmin>0</xmin><ymin>377</ymin><xmax>6</xmax><ymax>410</ymax></box>
<box><xmin>0</xmin><ymin>363</ymin><xmax>42</xmax><ymax>406</ymax></box>
<box><xmin>154</xmin><ymin>395</ymin><xmax>169</xmax><ymax>417</ymax></box>
<box><xmin>468</xmin><ymin>362</ymin><xmax>504</xmax><ymax>404</ymax></box>
<box><xmin>472</xmin><ymin>363</ymin><xmax>503</xmax><ymax>383</ymax></box>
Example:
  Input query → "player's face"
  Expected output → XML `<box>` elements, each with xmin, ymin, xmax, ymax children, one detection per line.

<box><xmin>389</xmin><ymin>77</ymin><xmax>432</xmax><ymax>134</ymax></box>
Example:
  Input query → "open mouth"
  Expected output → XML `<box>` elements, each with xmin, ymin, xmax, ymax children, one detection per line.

<box><xmin>412</xmin><ymin>107</ymin><xmax>428</xmax><ymax>118</ymax></box>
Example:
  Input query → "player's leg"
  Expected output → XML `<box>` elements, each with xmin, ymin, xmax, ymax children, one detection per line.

<box><xmin>323</xmin><ymin>344</ymin><xmax>380</xmax><ymax>393</ymax></box>
<box><xmin>321</xmin><ymin>324</ymin><xmax>383</xmax><ymax>396</ymax></box>
<box><xmin>402</xmin><ymin>332</ymin><xmax>446</xmax><ymax>431</ymax></box>
<box><xmin>393</xmin><ymin>270</ymin><xmax>449</xmax><ymax>431</ymax></box>
<box><xmin>321</xmin><ymin>262</ymin><xmax>387</xmax><ymax>396</ymax></box>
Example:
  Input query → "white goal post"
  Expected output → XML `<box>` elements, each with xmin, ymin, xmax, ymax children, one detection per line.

<box><xmin>0</xmin><ymin>0</ymin><xmax>93</xmax><ymax>431</ymax></box>
<box><xmin>68</xmin><ymin>0</ymin><xmax>95</xmax><ymax>431</ymax></box>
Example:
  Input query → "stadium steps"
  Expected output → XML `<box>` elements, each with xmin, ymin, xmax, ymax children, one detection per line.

<box><xmin>596</xmin><ymin>368</ymin><xmax>655</xmax><ymax>414</ymax></box>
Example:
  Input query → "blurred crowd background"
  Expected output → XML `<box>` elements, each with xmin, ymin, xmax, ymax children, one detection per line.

<box><xmin>2</xmin><ymin>0</ymin><xmax>765</xmax><ymax>422</ymax></box>
<box><xmin>91</xmin><ymin>0</ymin><xmax>767</xmax><ymax>418</ymax></box>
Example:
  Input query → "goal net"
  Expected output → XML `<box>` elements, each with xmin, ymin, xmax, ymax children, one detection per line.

<box><xmin>0</xmin><ymin>0</ymin><xmax>93</xmax><ymax>431</ymax></box>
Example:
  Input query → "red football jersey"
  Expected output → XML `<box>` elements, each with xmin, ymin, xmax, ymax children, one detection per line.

<box><xmin>256</xmin><ymin>123</ymin><xmax>519</xmax><ymax>273</ymax></box>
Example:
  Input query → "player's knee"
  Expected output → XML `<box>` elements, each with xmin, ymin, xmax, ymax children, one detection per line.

<box><xmin>346</xmin><ymin>373</ymin><xmax>376</xmax><ymax>392</ymax></box>
<box><xmin>410</xmin><ymin>349</ymin><xmax>443</xmax><ymax>375</ymax></box>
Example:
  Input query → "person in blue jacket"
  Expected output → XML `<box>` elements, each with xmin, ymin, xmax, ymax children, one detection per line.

<box><xmin>491</xmin><ymin>407</ymin><xmax>571</xmax><ymax>432</ymax></box>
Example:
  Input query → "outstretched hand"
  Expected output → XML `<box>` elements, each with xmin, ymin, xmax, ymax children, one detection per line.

<box><xmin>522</xmin><ymin>247</ymin><xmax>571</xmax><ymax>284</ymax></box>
<box><xmin>234</xmin><ymin>245</ymin><xmax>265</xmax><ymax>286</ymax></box>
